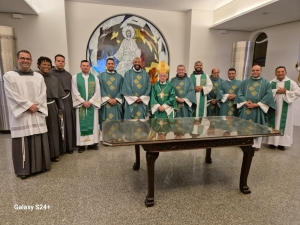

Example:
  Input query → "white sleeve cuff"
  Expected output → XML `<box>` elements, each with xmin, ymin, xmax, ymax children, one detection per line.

<box><xmin>116</xmin><ymin>98</ymin><xmax>123</xmax><ymax>104</ymax></box>
<box><xmin>257</xmin><ymin>102</ymin><xmax>269</xmax><ymax>113</ymax></box>
<box><xmin>151</xmin><ymin>104</ymin><xmax>160</xmax><ymax>114</ymax></box>
<box><xmin>140</xmin><ymin>95</ymin><xmax>150</xmax><ymax>105</ymax></box>
<box><xmin>101</xmin><ymin>96</ymin><xmax>109</xmax><ymax>105</ymax></box>
<box><xmin>183</xmin><ymin>98</ymin><xmax>192</xmax><ymax>107</ymax></box>
<box><xmin>237</xmin><ymin>101</ymin><xmax>246</xmax><ymax>109</ymax></box>
<box><xmin>221</xmin><ymin>94</ymin><xmax>229</xmax><ymax>103</ymax></box>
<box><xmin>124</xmin><ymin>95</ymin><xmax>138</xmax><ymax>105</ymax></box>
<box><xmin>162</xmin><ymin>104</ymin><xmax>173</xmax><ymax>115</ymax></box>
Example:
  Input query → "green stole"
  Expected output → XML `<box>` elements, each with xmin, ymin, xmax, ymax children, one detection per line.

<box><xmin>269</xmin><ymin>80</ymin><xmax>290</xmax><ymax>132</ymax></box>
<box><xmin>190</xmin><ymin>73</ymin><xmax>207</xmax><ymax>117</ymax></box>
<box><xmin>77</xmin><ymin>73</ymin><xmax>96</xmax><ymax>136</ymax></box>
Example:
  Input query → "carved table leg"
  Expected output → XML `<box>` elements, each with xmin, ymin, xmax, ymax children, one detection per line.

<box><xmin>145</xmin><ymin>152</ymin><xmax>159</xmax><ymax>207</ymax></box>
<box><xmin>205</xmin><ymin>148</ymin><xmax>212</xmax><ymax>164</ymax></box>
<box><xmin>133</xmin><ymin>145</ymin><xmax>140</xmax><ymax>170</ymax></box>
<box><xmin>239</xmin><ymin>145</ymin><xmax>255</xmax><ymax>194</ymax></box>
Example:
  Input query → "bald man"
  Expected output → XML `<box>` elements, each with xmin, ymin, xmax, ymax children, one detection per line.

<box><xmin>122</xmin><ymin>57</ymin><xmax>151</xmax><ymax>119</ymax></box>
<box><xmin>207</xmin><ymin>68</ymin><xmax>223</xmax><ymax>116</ymax></box>
<box><xmin>234</xmin><ymin>65</ymin><xmax>275</xmax><ymax>150</ymax></box>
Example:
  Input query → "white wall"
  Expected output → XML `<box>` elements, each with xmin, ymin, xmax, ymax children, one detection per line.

<box><xmin>65</xmin><ymin>1</ymin><xmax>188</xmax><ymax>76</ymax></box>
<box><xmin>250</xmin><ymin>20</ymin><xmax>300</xmax><ymax>82</ymax></box>
<box><xmin>0</xmin><ymin>0</ymin><xmax>69</xmax><ymax>70</ymax></box>
<box><xmin>249</xmin><ymin>21</ymin><xmax>300</xmax><ymax>126</ymax></box>
<box><xmin>65</xmin><ymin>2</ymin><xmax>250</xmax><ymax>78</ymax></box>
<box><xmin>187</xmin><ymin>9</ymin><xmax>250</xmax><ymax>79</ymax></box>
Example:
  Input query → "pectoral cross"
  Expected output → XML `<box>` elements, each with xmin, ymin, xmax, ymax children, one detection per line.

<box><xmin>158</xmin><ymin>91</ymin><xmax>168</xmax><ymax>101</ymax></box>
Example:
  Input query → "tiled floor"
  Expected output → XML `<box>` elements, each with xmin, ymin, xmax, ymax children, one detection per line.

<box><xmin>1</xmin><ymin>127</ymin><xmax>300</xmax><ymax>224</ymax></box>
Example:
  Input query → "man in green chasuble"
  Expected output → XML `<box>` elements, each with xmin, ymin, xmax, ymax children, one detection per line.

<box><xmin>234</xmin><ymin>65</ymin><xmax>275</xmax><ymax>150</ymax></box>
<box><xmin>207</xmin><ymin>68</ymin><xmax>223</xmax><ymax>116</ymax></box>
<box><xmin>217</xmin><ymin>68</ymin><xmax>242</xmax><ymax>117</ymax></box>
<box><xmin>72</xmin><ymin>60</ymin><xmax>101</xmax><ymax>153</ymax></box>
<box><xmin>122</xmin><ymin>57</ymin><xmax>151</xmax><ymax>119</ymax></box>
<box><xmin>190</xmin><ymin>61</ymin><xmax>212</xmax><ymax>118</ymax></box>
<box><xmin>170</xmin><ymin>65</ymin><xmax>196</xmax><ymax>117</ymax></box>
<box><xmin>98</xmin><ymin>58</ymin><xmax>123</xmax><ymax>125</ymax></box>
<box><xmin>264</xmin><ymin>66</ymin><xmax>300</xmax><ymax>150</ymax></box>
<box><xmin>150</xmin><ymin>61</ymin><xmax>177</xmax><ymax>118</ymax></box>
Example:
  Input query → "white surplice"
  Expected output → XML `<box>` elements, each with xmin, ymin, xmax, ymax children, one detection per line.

<box><xmin>72</xmin><ymin>73</ymin><xmax>101</xmax><ymax>146</ymax></box>
<box><xmin>195</xmin><ymin>74</ymin><xmax>212</xmax><ymax>117</ymax></box>
<box><xmin>3</xmin><ymin>71</ymin><xmax>48</xmax><ymax>138</ymax></box>
<box><xmin>264</xmin><ymin>77</ymin><xmax>300</xmax><ymax>146</ymax></box>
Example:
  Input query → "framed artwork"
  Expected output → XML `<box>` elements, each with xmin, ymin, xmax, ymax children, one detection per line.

<box><xmin>86</xmin><ymin>14</ymin><xmax>169</xmax><ymax>84</ymax></box>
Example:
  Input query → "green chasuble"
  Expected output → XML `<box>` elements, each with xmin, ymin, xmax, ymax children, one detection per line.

<box><xmin>149</xmin><ymin>81</ymin><xmax>177</xmax><ymax>118</ymax></box>
<box><xmin>76</xmin><ymin>73</ymin><xmax>96</xmax><ymax>136</ymax></box>
<box><xmin>234</xmin><ymin>76</ymin><xmax>276</xmax><ymax>125</ymax></box>
<box><xmin>170</xmin><ymin>75</ymin><xmax>197</xmax><ymax>118</ymax></box>
<box><xmin>98</xmin><ymin>71</ymin><xmax>123</xmax><ymax>126</ymax></box>
<box><xmin>207</xmin><ymin>76</ymin><xmax>223</xmax><ymax>116</ymax></box>
<box><xmin>122</xmin><ymin>68</ymin><xmax>151</xmax><ymax>119</ymax></box>
<box><xmin>190</xmin><ymin>73</ymin><xmax>208</xmax><ymax>117</ymax></box>
<box><xmin>217</xmin><ymin>79</ymin><xmax>242</xmax><ymax>117</ymax></box>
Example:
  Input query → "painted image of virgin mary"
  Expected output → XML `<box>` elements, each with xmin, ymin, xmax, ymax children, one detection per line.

<box><xmin>114</xmin><ymin>25</ymin><xmax>141</xmax><ymax>76</ymax></box>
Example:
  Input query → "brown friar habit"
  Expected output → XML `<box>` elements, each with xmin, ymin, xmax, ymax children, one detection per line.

<box><xmin>50</xmin><ymin>68</ymin><xmax>76</xmax><ymax>152</ymax></box>
<box><xmin>39</xmin><ymin>71</ymin><xmax>65</xmax><ymax>157</ymax></box>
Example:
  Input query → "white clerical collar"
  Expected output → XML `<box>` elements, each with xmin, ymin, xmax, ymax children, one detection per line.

<box><xmin>160</xmin><ymin>81</ymin><xmax>167</xmax><ymax>84</ymax></box>
<box><xmin>227</xmin><ymin>78</ymin><xmax>236</xmax><ymax>82</ymax></box>
<box><xmin>251</xmin><ymin>76</ymin><xmax>261</xmax><ymax>80</ymax></box>
<box><xmin>106</xmin><ymin>70</ymin><xmax>115</xmax><ymax>74</ymax></box>
<box><xmin>276</xmin><ymin>77</ymin><xmax>287</xmax><ymax>82</ymax></box>
<box><xmin>133</xmin><ymin>67</ymin><xmax>142</xmax><ymax>72</ymax></box>
<box><xmin>82</xmin><ymin>73</ymin><xmax>89</xmax><ymax>76</ymax></box>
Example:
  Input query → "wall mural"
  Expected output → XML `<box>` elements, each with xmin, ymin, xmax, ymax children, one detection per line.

<box><xmin>86</xmin><ymin>14</ymin><xmax>169</xmax><ymax>84</ymax></box>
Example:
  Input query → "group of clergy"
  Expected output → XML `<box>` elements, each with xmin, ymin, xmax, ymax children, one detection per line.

<box><xmin>3</xmin><ymin>51</ymin><xmax>77</xmax><ymax>179</ymax></box>
<box><xmin>3</xmin><ymin>50</ymin><xmax>300</xmax><ymax>180</ymax></box>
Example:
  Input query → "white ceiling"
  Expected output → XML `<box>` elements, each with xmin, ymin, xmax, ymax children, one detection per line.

<box><xmin>0</xmin><ymin>0</ymin><xmax>37</xmax><ymax>14</ymax></box>
<box><xmin>211</xmin><ymin>0</ymin><xmax>300</xmax><ymax>31</ymax></box>
<box><xmin>0</xmin><ymin>0</ymin><xmax>299</xmax><ymax>31</ymax></box>
<box><xmin>65</xmin><ymin>0</ymin><xmax>234</xmax><ymax>12</ymax></box>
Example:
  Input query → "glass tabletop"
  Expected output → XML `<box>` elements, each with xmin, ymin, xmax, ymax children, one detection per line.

<box><xmin>102</xmin><ymin>116</ymin><xmax>281</xmax><ymax>145</ymax></box>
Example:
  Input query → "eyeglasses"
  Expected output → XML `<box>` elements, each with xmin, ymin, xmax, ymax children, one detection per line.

<box><xmin>18</xmin><ymin>57</ymin><xmax>32</xmax><ymax>61</ymax></box>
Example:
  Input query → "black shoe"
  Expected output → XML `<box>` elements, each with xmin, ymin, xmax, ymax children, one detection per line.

<box><xmin>78</xmin><ymin>147</ymin><xmax>85</xmax><ymax>153</ymax></box>
<box><xmin>269</xmin><ymin>144</ymin><xmax>276</xmax><ymax>149</ymax></box>
<box><xmin>278</xmin><ymin>145</ymin><xmax>285</xmax><ymax>150</ymax></box>
<box><xmin>67</xmin><ymin>150</ymin><xmax>73</xmax><ymax>154</ymax></box>
<box><xmin>254</xmin><ymin>148</ymin><xmax>260</xmax><ymax>151</ymax></box>
<box><xmin>51</xmin><ymin>157</ymin><xmax>60</xmax><ymax>162</ymax></box>
<box><xmin>19</xmin><ymin>175</ymin><xmax>29</xmax><ymax>180</ymax></box>
<box><xmin>88</xmin><ymin>144</ymin><xmax>98</xmax><ymax>150</ymax></box>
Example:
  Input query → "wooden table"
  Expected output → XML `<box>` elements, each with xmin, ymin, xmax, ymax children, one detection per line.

<box><xmin>102</xmin><ymin>116</ymin><xmax>281</xmax><ymax>207</ymax></box>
